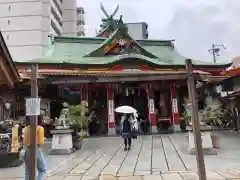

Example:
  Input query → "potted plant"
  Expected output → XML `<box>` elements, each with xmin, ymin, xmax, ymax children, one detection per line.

<box><xmin>203</xmin><ymin>105</ymin><xmax>227</xmax><ymax>149</ymax></box>
<box><xmin>68</xmin><ymin>103</ymin><xmax>93</xmax><ymax>149</ymax></box>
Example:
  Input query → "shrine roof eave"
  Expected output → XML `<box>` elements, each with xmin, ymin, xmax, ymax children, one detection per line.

<box><xmin>40</xmin><ymin>73</ymin><xmax>207</xmax><ymax>84</ymax></box>
<box><xmin>15</xmin><ymin>59</ymin><xmax>231</xmax><ymax>69</ymax></box>
<box><xmin>53</xmin><ymin>35</ymin><xmax>175</xmax><ymax>46</ymax></box>
<box><xmin>0</xmin><ymin>31</ymin><xmax>21</xmax><ymax>87</ymax></box>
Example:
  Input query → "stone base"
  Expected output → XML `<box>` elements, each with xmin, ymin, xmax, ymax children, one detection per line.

<box><xmin>50</xmin><ymin>129</ymin><xmax>74</xmax><ymax>155</ymax></box>
<box><xmin>108</xmin><ymin>128</ymin><xmax>116</xmax><ymax>135</ymax></box>
<box><xmin>151</xmin><ymin>125</ymin><xmax>158</xmax><ymax>133</ymax></box>
<box><xmin>188</xmin><ymin>132</ymin><xmax>217</xmax><ymax>155</ymax></box>
<box><xmin>187</xmin><ymin>125</ymin><xmax>212</xmax><ymax>131</ymax></box>
<box><xmin>173</xmin><ymin>124</ymin><xmax>181</xmax><ymax>132</ymax></box>
<box><xmin>188</xmin><ymin>148</ymin><xmax>217</xmax><ymax>155</ymax></box>
<box><xmin>49</xmin><ymin>148</ymin><xmax>75</xmax><ymax>155</ymax></box>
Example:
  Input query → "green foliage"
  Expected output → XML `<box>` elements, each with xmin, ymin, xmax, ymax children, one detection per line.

<box><xmin>68</xmin><ymin>103</ymin><xmax>93</xmax><ymax>129</ymax></box>
<box><xmin>203</xmin><ymin>105</ymin><xmax>226</xmax><ymax>120</ymax></box>
<box><xmin>202</xmin><ymin>105</ymin><xmax>227</xmax><ymax>126</ymax></box>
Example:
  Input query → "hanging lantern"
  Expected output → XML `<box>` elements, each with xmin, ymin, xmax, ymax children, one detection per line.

<box><xmin>125</xmin><ymin>88</ymin><xmax>129</xmax><ymax>96</ymax></box>
<box><xmin>132</xmin><ymin>88</ymin><xmax>135</xmax><ymax>95</ymax></box>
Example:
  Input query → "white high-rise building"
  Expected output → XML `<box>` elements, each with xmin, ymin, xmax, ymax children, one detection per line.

<box><xmin>0</xmin><ymin>0</ymin><xmax>77</xmax><ymax>62</ymax></box>
<box><xmin>76</xmin><ymin>6</ymin><xmax>85</xmax><ymax>36</ymax></box>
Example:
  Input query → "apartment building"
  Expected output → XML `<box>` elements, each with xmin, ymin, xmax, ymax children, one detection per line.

<box><xmin>126</xmin><ymin>22</ymin><xmax>148</xmax><ymax>40</ymax></box>
<box><xmin>0</xmin><ymin>0</ymin><xmax>77</xmax><ymax>62</ymax></box>
<box><xmin>76</xmin><ymin>6</ymin><xmax>85</xmax><ymax>36</ymax></box>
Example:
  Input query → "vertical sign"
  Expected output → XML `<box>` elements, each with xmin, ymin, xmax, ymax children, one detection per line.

<box><xmin>108</xmin><ymin>100</ymin><xmax>114</xmax><ymax>122</ymax></box>
<box><xmin>149</xmin><ymin>99</ymin><xmax>155</xmax><ymax>113</ymax></box>
<box><xmin>172</xmin><ymin>98</ymin><xmax>178</xmax><ymax>113</ymax></box>
<box><xmin>25</xmin><ymin>98</ymin><xmax>41</xmax><ymax>116</ymax></box>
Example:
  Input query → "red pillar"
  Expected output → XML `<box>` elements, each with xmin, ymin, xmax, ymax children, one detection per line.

<box><xmin>170</xmin><ymin>84</ymin><xmax>180</xmax><ymax>127</ymax></box>
<box><xmin>107</xmin><ymin>84</ymin><xmax>116</xmax><ymax>135</ymax></box>
<box><xmin>147</xmin><ymin>84</ymin><xmax>157</xmax><ymax>133</ymax></box>
<box><xmin>80</xmin><ymin>84</ymin><xmax>88</xmax><ymax>105</ymax></box>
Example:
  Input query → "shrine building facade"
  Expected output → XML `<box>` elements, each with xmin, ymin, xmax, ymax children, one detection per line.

<box><xmin>15</xmin><ymin>16</ymin><xmax>229</xmax><ymax>135</ymax></box>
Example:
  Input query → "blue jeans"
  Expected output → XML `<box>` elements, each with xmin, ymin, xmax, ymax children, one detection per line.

<box><xmin>24</xmin><ymin>147</ymin><xmax>46</xmax><ymax>180</ymax></box>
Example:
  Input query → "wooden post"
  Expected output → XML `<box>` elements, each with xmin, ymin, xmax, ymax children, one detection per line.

<box><xmin>185</xmin><ymin>59</ymin><xmax>207</xmax><ymax>180</ymax></box>
<box><xmin>29</xmin><ymin>64</ymin><xmax>38</xmax><ymax>180</ymax></box>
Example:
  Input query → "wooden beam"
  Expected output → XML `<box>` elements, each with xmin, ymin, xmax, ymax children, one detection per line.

<box><xmin>49</xmin><ymin>74</ymin><xmax>188</xmax><ymax>84</ymax></box>
<box><xmin>0</xmin><ymin>34</ymin><xmax>20</xmax><ymax>83</ymax></box>
<box><xmin>0</xmin><ymin>57</ymin><xmax>14</xmax><ymax>88</ymax></box>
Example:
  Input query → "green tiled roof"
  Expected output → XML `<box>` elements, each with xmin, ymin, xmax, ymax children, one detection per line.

<box><xmin>30</xmin><ymin>35</ymin><xmax>227</xmax><ymax>66</ymax></box>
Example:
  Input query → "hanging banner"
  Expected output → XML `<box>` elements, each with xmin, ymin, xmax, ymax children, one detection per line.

<box><xmin>172</xmin><ymin>98</ymin><xmax>178</xmax><ymax>113</ymax></box>
<box><xmin>108</xmin><ymin>100</ymin><xmax>114</xmax><ymax>122</ymax></box>
<box><xmin>149</xmin><ymin>99</ymin><xmax>155</xmax><ymax>113</ymax></box>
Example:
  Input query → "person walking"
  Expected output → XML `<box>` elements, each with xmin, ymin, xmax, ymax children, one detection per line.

<box><xmin>120</xmin><ymin>114</ymin><xmax>134</xmax><ymax>151</ymax></box>
<box><xmin>23</xmin><ymin>115</ymin><xmax>46</xmax><ymax>180</ymax></box>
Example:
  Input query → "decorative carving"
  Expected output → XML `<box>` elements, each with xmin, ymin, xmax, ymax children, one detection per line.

<box><xmin>99</xmin><ymin>3</ymin><xmax>119</xmax><ymax>35</ymax></box>
<box><xmin>55</xmin><ymin>102</ymin><xmax>70</xmax><ymax>129</ymax></box>
<box><xmin>104</xmin><ymin>38</ymin><xmax>141</xmax><ymax>55</ymax></box>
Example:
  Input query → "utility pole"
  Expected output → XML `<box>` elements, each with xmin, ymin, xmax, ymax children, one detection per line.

<box><xmin>185</xmin><ymin>59</ymin><xmax>207</xmax><ymax>180</ymax></box>
<box><xmin>29</xmin><ymin>64</ymin><xmax>39</xmax><ymax>180</ymax></box>
<box><xmin>208</xmin><ymin>44</ymin><xmax>226</xmax><ymax>64</ymax></box>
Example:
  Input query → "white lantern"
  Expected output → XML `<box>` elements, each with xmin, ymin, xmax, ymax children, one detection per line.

<box><xmin>5</xmin><ymin>102</ymin><xmax>11</xmax><ymax>110</ymax></box>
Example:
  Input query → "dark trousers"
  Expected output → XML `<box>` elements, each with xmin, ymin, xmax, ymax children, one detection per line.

<box><xmin>124</xmin><ymin>138</ymin><xmax>132</xmax><ymax>147</ymax></box>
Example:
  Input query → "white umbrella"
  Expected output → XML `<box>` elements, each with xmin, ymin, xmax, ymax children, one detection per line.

<box><xmin>115</xmin><ymin>106</ymin><xmax>137</xmax><ymax>114</ymax></box>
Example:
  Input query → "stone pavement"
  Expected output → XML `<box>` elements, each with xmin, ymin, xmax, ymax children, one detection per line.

<box><xmin>2</xmin><ymin>132</ymin><xmax>240</xmax><ymax>179</ymax></box>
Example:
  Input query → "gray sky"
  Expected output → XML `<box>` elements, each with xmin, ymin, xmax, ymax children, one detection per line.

<box><xmin>78</xmin><ymin>0</ymin><xmax>240</xmax><ymax>62</ymax></box>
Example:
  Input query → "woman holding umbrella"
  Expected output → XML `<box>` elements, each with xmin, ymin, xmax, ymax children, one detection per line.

<box><xmin>120</xmin><ymin>114</ymin><xmax>134</xmax><ymax>151</ymax></box>
<box><xmin>115</xmin><ymin>106</ymin><xmax>138</xmax><ymax>151</ymax></box>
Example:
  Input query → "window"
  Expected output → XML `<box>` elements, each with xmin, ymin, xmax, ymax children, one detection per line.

<box><xmin>77</xmin><ymin>31</ymin><xmax>85</xmax><ymax>36</ymax></box>
<box><xmin>77</xmin><ymin>20</ymin><xmax>85</xmax><ymax>26</ymax></box>
<box><xmin>8</xmin><ymin>5</ymin><xmax>11</xmax><ymax>11</ymax></box>
<box><xmin>7</xmin><ymin>35</ymin><xmax>9</xmax><ymax>40</ymax></box>
<box><xmin>77</xmin><ymin>7</ymin><xmax>85</xmax><ymax>14</ymax></box>
<box><xmin>8</xmin><ymin>20</ymin><xmax>10</xmax><ymax>25</ymax></box>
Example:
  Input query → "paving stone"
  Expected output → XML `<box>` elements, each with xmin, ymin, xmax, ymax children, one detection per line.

<box><xmin>134</xmin><ymin>170</ymin><xmax>151</xmax><ymax>175</ymax></box>
<box><xmin>117</xmin><ymin>172</ymin><xmax>133</xmax><ymax>176</ymax></box>
<box><xmin>152</xmin><ymin>136</ymin><xmax>168</xmax><ymax>171</ymax></box>
<box><xmin>179</xmin><ymin>172</ymin><xmax>198</xmax><ymax>180</ymax></box>
<box><xmin>161</xmin><ymin>136</ymin><xmax>185</xmax><ymax>171</ymax></box>
<box><xmin>63</xmin><ymin>176</ymin><xmax>82</xmax><ymax>180</ymax></box>
<box><xmin>81</xmin><ymin>175</ymin><xmax>98</xmax><ymax>180</ymax></box>
<box><xmin>152</xmin><ymin>171</ymin><xmax>161</xmax><ymax>175</ymax></box>
<box><xmin>118</xmin><ymin>176</ymin><xmax>142</xmax><ymax>180</ymax></box>
<box><xmin>206</xmin><ymin>172</ymin><xmax>225</xmax><ymax>180</ymax></box>
<box><xmin>143</xmin><ymin>174</ymin><xmax>163</xmax><ymax>180</ymax></box>
<box><xmin>7</xmin><ymin>134</ymin><xmax>240</xmax><ymax>179</ymax></box>
<box><xmin>216</xmin><ymin>170</ymin><xmax>240</xmax><ymax>179</ymax></box>
<box><xmin>46</xmin><ymin>176</ymin><xmax>65</xmax><ymax>180</ymax></box>
<box><xmin>101</xmin><ymin>165</ymin><xmax>119</xmax><ymax>175</ymax></box>
<box><xmin>161</xmin><ymin>173</ymin><xmax>183</xmax><ymax>180</ymax></box>
<box><xmin>99</xmin><ymin>174</ymin><xmax>118</xmax><ymax>180</ymax></box>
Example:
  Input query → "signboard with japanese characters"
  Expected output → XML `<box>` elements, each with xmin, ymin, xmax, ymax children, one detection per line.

<box><xmin>149</xmin><ymin>99</ymin><xmax>155</xmax><ymax>113</ymax></box>
<box><xmin>172</xmin><ymin>98</ymin><xmax>178</xmax><ymax>113</ymax></box>
<box><xmin>25</xmin><ymin>98</ymin><xmax>41</xmax><ymax>116</ymax></box>
<box><xmin>108</xmin><ymin>100</ymin><xmax>114</xmax><ymax>122</ymax></box>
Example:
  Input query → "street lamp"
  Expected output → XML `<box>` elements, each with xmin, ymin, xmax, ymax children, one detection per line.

<box><xmin>208</xmin><ymin>44</ymin><xmax>226</xmax><ymax>64</ymax></box>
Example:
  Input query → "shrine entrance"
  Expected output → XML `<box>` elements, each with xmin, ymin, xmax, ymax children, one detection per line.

<box><xmin>88</xmin><ymin>85</ymin><xmax>108</xmax><ymax>136</ymax></box>
<box><xmin>114</xmin><ymin>83</ymin><xmax>149</xmax><ymax>134</ymax></box>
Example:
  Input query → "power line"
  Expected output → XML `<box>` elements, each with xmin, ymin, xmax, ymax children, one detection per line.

<box><xmin>208</xmin><ymin>44</ymin><xmax>226</xmax><ymax>64</ymax></box>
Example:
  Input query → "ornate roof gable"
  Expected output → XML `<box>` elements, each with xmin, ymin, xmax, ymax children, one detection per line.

<box><xmin>85</xmin><ymin>16</ymin><xmax>158</xmax><ymax>59</ymax></box>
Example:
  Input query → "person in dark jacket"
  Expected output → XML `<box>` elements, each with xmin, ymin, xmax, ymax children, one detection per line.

<box><xmin>120</xmin><ymin>114</ymin><xmax>134</xmax><ymax>151</ymax></box>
